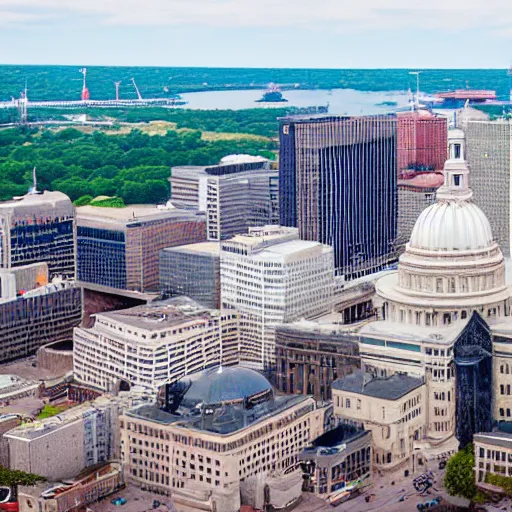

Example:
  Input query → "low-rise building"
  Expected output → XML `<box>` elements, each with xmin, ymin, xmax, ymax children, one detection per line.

<box><xmin>77</xmin><ymin>205</ymin><xmax>206</xmax><ymax>292</ymax></box>
<box><xmin>5</xmin><ymin>395</ymin><xmax>126</xmax><ymax>481</ymax></box>
<box><xmin>221</xmin><ymin>225</ymin><xmax>334</xmax><ymax>369</ymax></box>
<box><xmin>474</xmin><ymin>432</ymin><xmax>512</xmax><ymax>484</ymax></box>
<box><xmin>120</xmin><ymin>366</ymin><xmax>328</xmax><ymax>512</ymax></box>
<box><xmin>300</xmin><ymin>424</ymin><xmax>372</xmax><ymax>499</ymax></box>
<box><xmin>159</xmin><ymin>242</ymin><xmax>220</xmax><ymax>309</ymax></box>
<box><xmin>74</xmin><ymin>297</ymin><xmax>240</xmax><ymax>394</ymax></box>
<box><xmin>332</xmin><ymin>370</ymin><xmax>426</xmax><ymax>472</ymax></box>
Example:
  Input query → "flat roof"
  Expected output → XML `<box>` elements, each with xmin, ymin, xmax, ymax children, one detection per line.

<box><xmin>359</xmin><ymin>319</ymin><xmax>467</xmax><ymax>346</ymax></box>
<box><xmin>0</xmin><ymin>190</ymin><xmax>71</xmax><ymax>209</ymax></box>
<box><xmin>474</xmin><ymin>432</ymin><xmax>512</xmax><ymax>449</ymax></box>
<box><xmin>77</xmin><ymin>205</ymin><xmax>204</xmax><ymax>228</ymax></box>
<box><xmin>333</xmin><ymin>370</ymin><xmax>424</xmax><ymax>400</ymax></box>
<box><xmin>98</xmin><ymin>296</ymin><xmax>220</xmax><ymax>331</ymax></box>
<box><xmin>162</xmin><ymin>241</ymin><xmax>220</xmax><ymax>256</ymax></box>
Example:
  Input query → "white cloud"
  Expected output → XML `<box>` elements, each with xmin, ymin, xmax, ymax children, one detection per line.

<box><xmin>0</xmin><ymin>0</ymin><xmax>511</xmax><ymax>34</ymax></box>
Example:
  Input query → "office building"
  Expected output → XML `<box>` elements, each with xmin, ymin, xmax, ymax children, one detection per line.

<box><xmin>0</xmin><ymin>262</ymin><xmax>82</xmax><ymax>363</ymax></box>
<box><xmin>0</xmin><ymin>190</ymin><xmax>75</xmax><ymax>279</ymax></box>
<box><xmin>275</xmin><ymin>318</ymin><xmax>360</xmax><ymax>401</ymax></box>
<box><xmin>464</xmin><ymin>119</ymin><xmax>512</xmax><ymax>256</ymax></box>
<box><xmin>77</xmin><ymin>205</ymin><xmax>205</xmax><ymax>292</ymax></box>
<box><xmin>279</xmin><ymin>115</ymin><xmax>397</xmax><ymax>278</ymax></box>
<box><xmin>221</xmin><ymin>225</ymin><xmax>334</xmax><ymax>369</ymax></box>
<box><xmin>120</xmin><ymin>366</ymin><xmax>328</xmax><ymax>512</ymax></box>
<box><xmin>397</xmin><ymin>110</ymin><xmax>447</xmax><ymax>174</ymax></box>
<box><xmin>171</xmin><ymin>155</ymin><xmax>279</xmax><ymax>240</ymax></box>
<box><xmin>6</xmin><ymin>395</ymin><xmax>124</xmax><ymax>481</ymax></box>
<box><xmin>159</xmin><ymin>242</ymin><xmax>220</xmax><ymax>309</ymax></box>
<box><xmin>74</xmin><ymin>297</ymin><xmax>240</xmax><ymax>394</ymax></box>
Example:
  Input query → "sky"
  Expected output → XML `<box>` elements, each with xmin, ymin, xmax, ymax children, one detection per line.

<box><xmin>0</xmin><ymin>0</ymin><xmax>511</xmax><ymax>68</ymax></box>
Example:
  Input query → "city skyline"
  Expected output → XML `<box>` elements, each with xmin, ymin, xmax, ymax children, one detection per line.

<box><xmin>0</xmin><ymin>0</ymin><xmax>511</xmax><ymax>68</ymax></box>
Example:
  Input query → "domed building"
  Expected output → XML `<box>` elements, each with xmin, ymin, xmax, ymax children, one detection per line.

<box><xmin>335</xmin><ymin>129</ymin><xmax>511</xmax><ymax>473</ymax></box>
<box><xmin>120</xmin><ymin>366</ymin><xmax>329</xmax><ymax>512</ymax></box>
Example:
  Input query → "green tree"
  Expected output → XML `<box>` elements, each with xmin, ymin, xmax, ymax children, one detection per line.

<box><xmin>444</xmin><ymin>444</ymin><xmax>477</xmax><ymax>500</ymax></box>
<box><xmin>0</xmin><ymin>466</ymin><xmax>46</xmax><ymax>501</ymax></box>
<box><xmin>73</xmin><ymin>195</ymin><xmax>93</xmax><ymax>207</ymax></box>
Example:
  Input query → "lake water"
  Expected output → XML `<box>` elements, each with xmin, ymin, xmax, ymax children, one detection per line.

<box><xmin>179</xmin><ymin>88</ymin><xmax>412</xmax><ymax>115</ymax></box>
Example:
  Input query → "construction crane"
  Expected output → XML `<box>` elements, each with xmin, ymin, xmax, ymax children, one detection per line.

<box><xmin>114</xmin><ymin>81</ymin><xmax>121</xmax><ymax>101</ymax></box>
<box><xmin>131</xmin><ymin>78</ymin><xmax>143</xmax><ymax>101</ymax></box>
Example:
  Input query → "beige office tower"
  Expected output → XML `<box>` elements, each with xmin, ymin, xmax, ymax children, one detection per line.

<box><xmin>465</xmin><ymin>120</ymin><xmax>512</xmax><ymax>256</ymax></box>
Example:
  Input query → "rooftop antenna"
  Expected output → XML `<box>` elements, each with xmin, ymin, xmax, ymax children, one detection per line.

<box><xmin>131</xmin><ymin>78</ymin><xmax>143</xmax><ymax>101</ymax></box>
<box><xmin>114</xmin><ymin>81</ymin><xmax>121</xmax><ymax>101</ymax></box>
<box><xmin>409</xmin><ymin>71</ymin><xmax>421</xmax><ymax>110</ymax></box>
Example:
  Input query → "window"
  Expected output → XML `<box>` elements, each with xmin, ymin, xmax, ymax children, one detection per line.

<box><xmin>453</xmin><ymin>144</ymin><xmax>461</xmax><ymax>159</ymax></box>
<box><xmin>436</xmin><ymin>278</ymin><xmax>443</xmax><ymax>293</ymax></box>
<box><xmin>357</xmin><ymin>399</ymin><xmax>361</xmax><ymax>410</ymax></box>
<box><xmin>346</xmin><ymin>398</ymin><xmax>351</xmax><ymax>408</ymax></box>
<box><xmin>453</xmin><ymin>174</ymin><xmax>461</xmax><ymax>186</ymax></box>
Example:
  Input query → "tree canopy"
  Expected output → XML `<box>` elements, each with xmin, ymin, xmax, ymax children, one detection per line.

<box><xmin>0</xmin><ymin>125</ymin><xmax>276</xmax><ymax>203</ymax></box>
<box><xmin>444</xmin><ymin>444</ymin><xmax>477</xmax><ymax>500</ymax></box>
<box><xmin>0</xmin><ymin>466</ymin><xmax>46</xmax><ymax>488</ymax></box>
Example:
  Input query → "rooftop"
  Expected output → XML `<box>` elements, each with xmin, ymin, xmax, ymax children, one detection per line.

<box><xmin>97</xmin><ymin>296</ymin><xmax>221</xmax><ymax>332</ymax></box>
<box><xmin>0</xmin><ymin>190</ymin><xmax>71</xmax><ymax>210</ymax></box>
<box><xmin>474</xmin><ymin>431</ymin><xmax>512</xmax><ymax>449</ymax></box>
<box><xmin>162</xmin><ymin>241</ymin><xmax>220</xmax><ymax>256</ymax></box>
<box><xmin>77</xmin><ymin>204</ymin><xmax>203</xmax><ymax>228</ymax></box>
<box><xmin>332</xmin><ymin>370</ymin><xmax>424</xmax><ymax>400</ymax></box>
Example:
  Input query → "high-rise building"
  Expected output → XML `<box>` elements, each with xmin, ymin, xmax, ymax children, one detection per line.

<box><xmin>73</xmin><ymin>297</ymin><xmax>240</xmax><ymax>394</ymax></box>
<box><xmin>278</xmin><ymin>115</ymin><xmax>397</xmax><ymax>278</ymax></box>
<box><xmin>0</xmin><ymin>191</ymin><xmax>75</xmax><ymax>280</ymax></box>
<box><xmin>170</xmin><ymin>155</ymin><xmax>279</xmax><ymax>240</ymax></box>
<box><xmin>464</xmin><ymin>120</ymin><xmax>512</xmax><ymax>256</ymax></box>
<box><xmin>76</xmin><ymin>205</ymin><xmax>206</xmax><ymax>292</ymax></box>
<box><xmin>397</xmin><ymin>110</ymin><xmax>448</xmax><ymax>174</ymax></box>
<box><xmin>159</xmin><ymin>242</ymin><xmax>220</xmax><ymax>309</ymax></box>
<box><xmin>0</xmin><ymin>262</ymin><xmax>82</xmax><ymax>364</ymax></box>
<box><xmin>221</xmin><ymin>225</ymin><xmax>334</xmax><ymax>369</ymax></box>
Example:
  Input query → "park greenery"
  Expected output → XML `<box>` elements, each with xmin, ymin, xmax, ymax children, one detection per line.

<box><xmin>36</xmin><ymin>403</ymin><xmax>69</xmax><ymax>420</ymax></box>
<box><xmin>0</xmin><ymin>124</ymin><xmax>276</xmax><ymax>203</ymax></box>
<box><xmin>444</xmin><ymin>444</ymin><xmax>478</xmax><ymax>500</ymax></box>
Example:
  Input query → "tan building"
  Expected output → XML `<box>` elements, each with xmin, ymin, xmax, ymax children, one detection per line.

<box><xmin>120</xmin><ymin>366</ymin><xmax>327</xmax><ymax>512</ymax></box>
<box><xmin>474</xmin><ymin>432</ymin><xmax>512</xmax><ymax>484</ymax></box>
<box><xmin>332</xmin><ymin>370</ymin><xmax>426</xmax><ymax>472</ymax></box>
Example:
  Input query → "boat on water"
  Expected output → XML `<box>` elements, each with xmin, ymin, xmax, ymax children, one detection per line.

<box><xmin>256</xmin><ymin>83</ymin><xmax>288</xmax><ymax>103</ymax></box>
<box><xmin>432</xmin><ymin>89</ymin><xmax>496</xmax><ymax>108</ymax></box>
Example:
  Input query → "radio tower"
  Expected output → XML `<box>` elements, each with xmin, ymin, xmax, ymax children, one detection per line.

<box><xmin>114</xmin><ymin>81</ymin><xmax>121</xmax><ymax>101</ymax></box>
<box><xmin>16</xmin><ymin>80</ymin><xmax>28</xmax><ymax>124</ymax></box>
<box><xmin>131</xmin><ymin>78</ymin><xmax>143</xmax><ymax>100</ymax></box>
<box><xmin>79</xmin><ymin>68</ymin><xmax>90</xmax><ymax>101</ymax></box>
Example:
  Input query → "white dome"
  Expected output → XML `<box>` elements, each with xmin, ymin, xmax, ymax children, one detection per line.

<box><xmin>409</xmin><ymin>200</ymin><xmax>494</xmax><ymax>252</ymax></box>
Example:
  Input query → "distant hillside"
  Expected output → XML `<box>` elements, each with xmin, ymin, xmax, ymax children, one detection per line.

<box><xmin>0</xmin><ymin>66</ymin><xmax>510</xmax><ymax>102</ymax></box>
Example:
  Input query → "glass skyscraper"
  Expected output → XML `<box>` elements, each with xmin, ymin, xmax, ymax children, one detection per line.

<box><xmin>279</xmin><ymin>114</ymin><xmax>398</xmax><ymax>279</ymax></box>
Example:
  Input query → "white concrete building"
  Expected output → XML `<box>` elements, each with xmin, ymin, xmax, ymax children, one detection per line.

<box><xmin>170</xmin><ymin>155</ymin><xmax>279</xmax><ymax>241</ymax></box>
<box><xmin>220</xmin><ymin>225</ymin><xmax>334</xmax><ymax>369</ymax></box>
<box><xmin>73</xmin><ymin>297</ymin><xmax>240</xmax><ymax>394</ymax></box>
